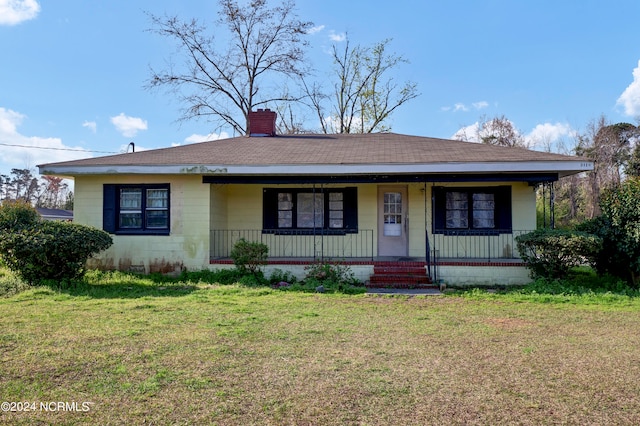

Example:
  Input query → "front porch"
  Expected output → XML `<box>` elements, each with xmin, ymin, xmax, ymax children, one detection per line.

<box><xmin>209</xmin><ymin>229</ymin><xmax>530</xmax><ymax>287</ymax></box>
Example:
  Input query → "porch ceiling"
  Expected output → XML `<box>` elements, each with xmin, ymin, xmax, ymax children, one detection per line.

<box><xmin>202</xmin><ymin>172</ymin><xmax>561</xmax><ymax>184</ymax></box>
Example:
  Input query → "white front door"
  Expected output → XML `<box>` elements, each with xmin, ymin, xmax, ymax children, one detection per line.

<box><xmin>378</xmin><ymin>186</ymin><xmax>408</xmax><ymax>257</ymax></box>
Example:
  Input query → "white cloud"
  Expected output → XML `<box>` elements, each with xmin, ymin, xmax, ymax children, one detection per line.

<box><xmin>526</xmin><ymin>122</ymin><xmax>574</xmax><ymax>151</ymax></box>
<box><xmin>308</xmin><ymin>25</ymin><xmax>324</xmax><ymax>35</ymax></box>
<box><xmin>452</xmin><ymin>122</ymin><xmax>480</xmax><ymax>142</ymax></box>
<box><xmin>442</xmin><ymin>101</ymin><xmax>488</xmax><ymax>113</ymax></box>
<box><xmin>0</xmin><ymin>107</ymin><xmax>92</xmax><ymax>172</ymax></box>
<box><xmin>0</xmin><ymin>0</ymin><xmax>40</xmax><ymax>26</ymax></box>
<box><xmin>617</xmin><ymin>60</ymin><xmax>640</xmax><ymax>117</ymax></box>
<box><xmin>174</xmin><ymin>132</ymin><xmax>230</xmax><ymax>147</ymax></box>
<box><xmin>184</xmin><ymin>132</ymin><xmax>230</xmax><ymax>144</ymax></box>
<box><xmin>82</xmin><ymin>120</ymin><xmax>96</xmax><ymax>133</ymax></box>
<box><xmin>329</xmin><ymin>31</ymin><xmax>346</xmax><ymax>42</ymax></box>
<box><xmin>110</xmin><ymin>113</ymin><xmax>148</xmax><ymax>138</ymax></box>
<box><xmin>453</xmin><ymin>120</ymin><xmax>574</xmax><ymax>152</ymax></box>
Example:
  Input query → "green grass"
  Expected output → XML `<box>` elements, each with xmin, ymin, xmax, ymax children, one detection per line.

<box><xmin>1</xmin><ymin>268</ymin><xmax>640</xmax><ymax>424</ymax></box>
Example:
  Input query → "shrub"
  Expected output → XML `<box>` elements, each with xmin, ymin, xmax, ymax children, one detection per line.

<box><xmin>515</xmin><ymin>228</ymin><xmax>602</xmax><ymax>280</ymax></box>
<box><xmin>585</xmin><ymin>178</ymin><xmax>640</xmax><ymax>287</ymax></box>
<box><xmin>0</xmin><ymin>200</ymin><xmax>40</xmax><ymax>232</ymax></box>
<box><xmin>302</xmin><ymin>260</ymin><xmax>362</xmax><ymax>291</ymax></box>
<box><xmin>230</xmin><ymin>238</ymin><xmax>268</xmax><ymax>276</ymax></box>
<box><xmin>574</xmin><ymin>216</ymin><xmax>622</xmax><ymax>278</ymax></box>
<box><xmin>0</xmin><ymin>221</ymin><xmax>113</xmax><ymax>286</ymax></box>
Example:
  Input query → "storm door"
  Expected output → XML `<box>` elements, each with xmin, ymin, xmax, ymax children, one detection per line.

<box><xmin>378</xmin><ymin>186</ymin><xmax>408</xmax><ymax>257</ymax></box>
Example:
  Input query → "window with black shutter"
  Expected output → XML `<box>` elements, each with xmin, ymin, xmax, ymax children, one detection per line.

<box><xmin>433</xmin><ymin>186</ymin><xmax>511</xmax><ymax>235</ymax></box>
<box><xmin>263</xmin><ymin>187</ymin><xmax>358</xmax><ymax>234</ymax></box>
<box><xmin>103</xmin><ymin>184</ymin><xmax>170</xmax><ymax>235</ymax></box>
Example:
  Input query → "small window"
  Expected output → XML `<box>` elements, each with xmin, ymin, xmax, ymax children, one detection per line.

<box><xmin>103</xmin><ymin>184</ymin><xmax>170</xmax><ymax>235</ymax></box>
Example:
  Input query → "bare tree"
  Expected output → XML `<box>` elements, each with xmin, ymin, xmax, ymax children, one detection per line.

<box><xmin>306</xmin><ymin>37</ymin><xmax>419</xmax><ymax>134</ymax></box>
<box><xmin>576</xmin><ymin>116</ymin><xmax>640</xmax><ymax>217</ymax></box>
<box><xmin>37</xmin><ymin>176</ymin><xmax>70</xmax><ymax>209</ymax></box>
<box><xmin>477</xmin><ymin>115</ymin><xmax>527</xmax><ymax>148</ymax></box>
<box><xmin>146</xmin><ymin>0</ymin><xmax>313</xmax><ymax>135</ymax></box>
<box><xmin>454</xmin><ymin>115</ymin><xmax>527</xmax><ymax>148</ymax></box>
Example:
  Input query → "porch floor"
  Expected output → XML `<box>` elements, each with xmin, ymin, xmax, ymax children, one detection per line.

<box><xmin>209</xmin><ymin>257</ymin><xmax>524</xmax><ymax>265</ymax></box>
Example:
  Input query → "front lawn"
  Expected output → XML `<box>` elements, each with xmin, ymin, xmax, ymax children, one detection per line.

<box><xmin>1</xmin><ymin>269</ymin><xmax>640</xmax><ymax>425</ymax></box>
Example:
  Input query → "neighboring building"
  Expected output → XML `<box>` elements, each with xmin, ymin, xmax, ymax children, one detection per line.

<box><xmin>38</xmin><ymin>109</ymin><xmax>593</xmax><ymax>286</ymax></box>
<box><xmin>35</xmin><ymin>208</ymin><xmax>73</xmax><ymax>221</ymax></box>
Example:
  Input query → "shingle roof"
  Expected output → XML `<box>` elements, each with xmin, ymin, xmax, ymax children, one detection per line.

<box><xmin>40</xmin><ymin>132</ymin><xmax>583</xmax><ymax>168</ymax></box>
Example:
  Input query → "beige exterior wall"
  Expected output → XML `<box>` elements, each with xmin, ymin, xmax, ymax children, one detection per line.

<box><xmin>436</xmin><ymin>265</ymin><xmax>531</xmax><ymax>286</ymax></box>
<box><xmin>76</xmin><ymin>174</ymin><xmax>210</xmax><ymax>274</ymax></box>
<box><xmin>75</xmin><ymin>176</ymin><xmax>535</xmax><ymax>284</ymax></box>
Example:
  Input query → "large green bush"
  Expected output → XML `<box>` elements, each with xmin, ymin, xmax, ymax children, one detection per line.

<box><xmin>578</xmin><ymin>178</ymin><xmax>640</xmax><ymax>287</ymax></box>
<box><xmin>0</xmin><ymin>221</ymin><xmax>113</xmax><ymax>285</ymax></box>
<box><xmin>515</xmin><ymin>228</ymin><xmax>602</xmax><ymax>280</ymax></box>
<box><xmin>0</xmin><ymin>200</ymin><xmax>40</xmax><ymax>232</ymax></box>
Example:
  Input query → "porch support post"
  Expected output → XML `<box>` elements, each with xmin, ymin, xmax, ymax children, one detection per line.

<box><xmin>550</xmin><ymin>182</ymin><xmax>555</xmax><ymax>229</ymax></box>
<box><xmin>542</xmin><ymin>183</ymin><xmax>546</xmax><ymax>228</ymax></box>
<box><xmin>423</xmin><ymin>182</ymin><xmax>431</xmax><ymax>278</ymax></box>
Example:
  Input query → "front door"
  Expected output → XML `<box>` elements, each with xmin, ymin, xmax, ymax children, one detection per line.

<box><xmin>378</xmin><ymin>186</ymin><xmax>408</xmax><ymax>257</ymax></box>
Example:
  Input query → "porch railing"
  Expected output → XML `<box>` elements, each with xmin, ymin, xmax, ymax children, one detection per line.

<box><xmin>211</xmin><ymin>229</ymin><xmax>532</xmax><ymax>262</ymax></box>
<box><xmin>211</xmin><ymin>229</ymin><xmax>374</xmax><ymax>260</ymax></box>
<box><xmin>429</xmin><ymin>230</ymin><xmax>531</xmax><ymax>262</ymax></box>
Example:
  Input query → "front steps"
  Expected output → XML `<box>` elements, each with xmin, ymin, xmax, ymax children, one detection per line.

<box><xmin>366</xmin><ymin>262</ymin><xmax>435</xmax><ymax>289</ymax></box>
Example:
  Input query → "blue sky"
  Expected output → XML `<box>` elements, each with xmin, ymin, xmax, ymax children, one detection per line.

<box><xmin>1</xmin><ymin>0</ymin><xmax>640</xmax><ymax>178</ymax></box>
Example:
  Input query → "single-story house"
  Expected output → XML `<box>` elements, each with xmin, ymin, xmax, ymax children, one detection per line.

<box><xmin>38</xmin><ymin>109</ymin><xmax>593</xmax><ymax>286</ymax></box>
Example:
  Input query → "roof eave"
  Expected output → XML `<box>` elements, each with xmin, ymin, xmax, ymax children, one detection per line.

<box><xmin>39</xmin><ymin>160</ymin><xmax>593</xmax><ymax>177</ymax></box>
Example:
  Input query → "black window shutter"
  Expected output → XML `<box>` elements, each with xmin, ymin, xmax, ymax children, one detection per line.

<box><xmin>343</xmin><ymin>187</ymin><xmax>358</xmax><ymax>232</ymax></box>
<box><xmin>262</xmin><ymin>189</ymin><xmax>278</xmax><ymax>230</ymax></box>
<box><xmin>103</xmin><ymin>184</ymin><xmax>117</xmax><ymax>233</ymax></box>
<box><xmin>432</xmin><ymin>187</ymin><xmax>446</xmax><ymax>232</ymax></box>
<box><xmin>496</xmin><ymin>186</ymin><xmax>512</xmax><ymax>231</ymax></box>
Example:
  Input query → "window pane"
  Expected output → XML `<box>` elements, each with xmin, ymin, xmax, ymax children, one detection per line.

<box><xmin>147</xmin><ymin>189</ymin><xmax>168</xmax><ymax>208</ymax></box>
<box><xmin>446</xmin><ymin>192</ymin><xmax>468</xmax><ymax>209</ymax></box>
<box><xmin>329</xmin><ymin>210</ymin><xmax>343</xmax><ymax>228</ymax></box>
<box><xmin>278</xmin><ymin>210</ymin><xmax>292</xmax><ymax>228</ymax></box>
<box><xmin>297</xmin><ymin>193</ymin><xmax>323</xmax><ymax>228</ymax></box>
<box><xmin>278</xmin><ymin>193</ymin><xmax>292</xmax><ymax>210</ymax></box>
<box><xmin>146</xmin><ymin>210</ymin><xmax>168</xmax><ymax>229</ymax></box>
<box><xmin>445</xmin><ymin>191</ymin><xmax>468</xmax><ymax>228</ymax></box>
<box><xmin>473</xmin><ymin>193</ymin><xmax>495</xmax><ymax>228</ymax></box>
<box><xmin>446</xmin><ymin>210</ymin><xmax>468</xmax><ymax>228</ymax></box>
<box><xmin>119</xmin><ymin>212</ymin><xmax>142</xmax><ymax>228</ymax></box>
<box><xmin>120</xmin><ymin>189</ymin><xmax>142</xmax><ymax>209</ymax></box>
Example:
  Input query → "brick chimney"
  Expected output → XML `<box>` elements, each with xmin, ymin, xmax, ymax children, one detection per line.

<box><xmin>248</xmin><ymin>108</ymin><xmax>277</xmax><ymax>136</ymax></box>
